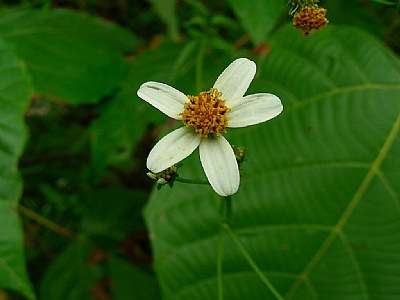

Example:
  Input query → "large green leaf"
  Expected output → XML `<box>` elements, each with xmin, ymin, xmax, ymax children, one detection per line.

<box><xmin>0</xmin><ymin>8</ymin><xmax>140</xmax><ymax>104</ymax></box>
<box><xmin>145</xmin><ymin>26</ymin><xmax>400</xmax><ymax>299</ymax></box>
<box><xmin>0</xmin><ymin>39</ymin><xmax>34</xmax><ymax>299</ymax></box>
<box><xmin>225</xmin><ymin>0</ymin><xmax>285</xmax><ymax>44</ymax></box>
<box><xmin>324</xmin><ymin>0</ymin><xmax>386</xmax><ymax>38</ymax></box>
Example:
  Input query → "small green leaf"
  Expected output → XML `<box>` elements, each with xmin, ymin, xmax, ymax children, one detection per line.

<box><xmin>226</xmin><ymin>0</ymin><xmax>285</xmax><ymax>44</ymax></box>
<box><xmin>0</xmin><ymin>38</ymin><xmax>35</xmax><ymax>299</ymax></box>
<box><xmin>40</xmin><ymin>241</ymin><xmax>159</xmax><ymax>300</ymax></box>
<box><xmin>109</xmin><ymin>257</ymin><xmax>161</xmax><ymax>300</ymax></box>
<box><xmin>148</xmin><ymin>0</ymin><xmax>179</xmax><ymax>41</ymax></box>
<box><xmin>0</xmin><ymin>8</ymin><xmax>141</xmax><ymax>104</ymax></box>
<box><xmin>82</xmin><ymin>188</ymin><xmax>148</xmax><ymax>241</ymax></box>
<box><xmin>39</xmin><ymin>240</ymin><xmax>101</xmax><ymax>300</ymax></box>
<box><xmin>145</xmin><ymin>26</ymin><xmax>400</xmax><ymax>299</ymax></box>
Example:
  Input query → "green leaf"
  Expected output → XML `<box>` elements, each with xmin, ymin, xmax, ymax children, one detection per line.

<box><xmin>39</xmin><ymin>240</ymin><xmax>101</xmax><ymax>300</ymax></box>
<box><xmin>40</xmin><ymin>241</ymin><xmax>159</xmax><ymax>300</ymax></box>
<box><xmin>324</xmin><ymin>0</ymin><xmax>387</xmax><ymax>38</ymax></box>
<box><xmin>0</xmin><ymin>39</ymin><xmax>35</xmax><ymax>299</ymax></box>
<box><xmin>0</xmin><ymin>8</ymin><xmax>140</xmax><ymax>104</ymax></box>
<box><xmin>148</xmin><ymin>0</ymin><xmax>179</xmax><ymax>41</ymax></box>
<box><xmin>109</xmin><ymin>257</ymin><xmax>161</xmax><ymax>300</ymax></box>
<box><xmin>90</xmin><ymin>41</ymin><xmax>195</xmax><ymax>173</ymax></box>
<box><xmin>82</xmin><ymin>187</ymin><xmax>148</xmax><ymax>241</ymax></box>
<box><xmin>226</xmin><ymin>0</ymin><xmax>285</xmax><ymax>44</ymax></box>
<box><xmin>145</xmin><ymin>26</ymin><xmax>400</xmax><ymax>299</ymax></box>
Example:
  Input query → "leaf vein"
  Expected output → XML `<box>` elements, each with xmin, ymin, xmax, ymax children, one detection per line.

<box><xmin>284</xmin><ymin>112</ymin><xmax>400</xmax><ymax>299</ymax></box>
<box><xmin>287</xmin><ymin>83</ymin><xmax>400</xmax><ymax>114</ymax></box>
<box><xmin>338</xmin><ymin>232</ymin><xmax>370</xmax><ymax>300</ymax></box>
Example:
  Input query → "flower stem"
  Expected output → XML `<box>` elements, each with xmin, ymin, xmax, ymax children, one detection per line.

<box><xmin>217</xmin><ymin>218</ymin><xmax>224</xmax><ymax>300</ymax></box>
<box><xmin>42</xmin><ymin>0</ymin><xmax>52</xmax><ymax>10</ymax></box>
<box><xmin>195</xmin><ymin>38</ymin><xmax>206</xmax><ymax>92</ymax></box>
<box><xmin>225</xmin><ymin>196</ymin><xmax>232</xmax><ymax>222</ymax></box>
<box><xmin>175</xmin><ymin>177</ymin><xmax>209</xmax><ymax>185</ymax></box>
<box><xmin>218</xmin><ymin>195</ymin><xmax>232</xmax><ymax>223</ymax></box>
<box><xmin>224</xmin><ymin>224</ymin><xmax>284</xmax><ymax>300</ymax></box>
<box><xmin>216</xmin><ymin>195</ymin><xmax>232</xmax><ymax>300</ymax></box>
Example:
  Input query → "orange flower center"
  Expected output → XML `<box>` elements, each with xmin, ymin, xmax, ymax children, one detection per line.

<box><xmin>293</xmin><ymin>6</ymin><xmax>329</xmax><ymax>36</ymax></box>
<box><xmin>181</xmin><ymin>88</ymin><xmax>230</xmax><ymax>137</ymax></box>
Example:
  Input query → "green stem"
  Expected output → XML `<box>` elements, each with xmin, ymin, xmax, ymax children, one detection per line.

<box><xmin>42</xmin><ymin>0</ymin><xmax>52</xmax><ymax>10</ymax></box>
<box><xmin>218</xmin><ymin>195</ymin><xmax>232</xmax><ymax>223</ymax></box>
<box><xmin>217</xmin><ymin>219</ymin><xmax>224</xmax><ymax>300</ymax></box>
<box><xmin>370</xmin><ymin>0</ymin><xmax>397</xmax><ymax>6</ymax></box>
<box><xmin>225</xmin><ymin>196</ymin><xmax>232</xmax><ymax>222</ymax></box>
<box><xmin>175</xmin><ymin>177</ymin><xmax>209</xmax><ymax>185</ymax></box>
<box><xmin>195</xmin><ymin>38</ymin><xmax>206</xmax><ymax>92</ymax></box>
<box><xmin>216</xmin><ymin>195</ymin><xmax>232</xmax><ymax>300</ymax></box>
<box><xmin>224</xmin><ymin>224</ymin><xmax>284</xmax><ymax>300</ymax></box>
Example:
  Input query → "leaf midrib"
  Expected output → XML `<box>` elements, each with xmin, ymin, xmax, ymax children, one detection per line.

<box><xmin>285</xmin><ymin>112</ymin><xmax>400</xmax><ymax>299</ymax></box>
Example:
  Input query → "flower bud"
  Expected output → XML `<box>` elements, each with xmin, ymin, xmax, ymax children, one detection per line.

<box><xmin>147</xmin><ymin>165</ymin><xmax>178</xmax><ymax>188</ymax></box>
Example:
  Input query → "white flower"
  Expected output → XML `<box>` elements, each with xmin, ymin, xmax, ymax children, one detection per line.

<box><xmin>137</xmin><ymin>58</ymin><xmax>283</xmax><ymax>196</ymax></box>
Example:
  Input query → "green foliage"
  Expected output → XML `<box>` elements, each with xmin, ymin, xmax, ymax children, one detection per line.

<box><xmin>226</xmin><ymin>0</ymin><xmax>284</xmax><ymax>44</ymax></box>
<box><xmin>90</xmin><ymin>42</ymin><xmax>189</xmax><ymax>173</ymax></box>
<box><xmin>110</xmin><ymin>257</ymin><xmax>161</xmax><ymax>300</ymax></box>
<box><xmin>0</xmin><ymin>39</ymin><xmax>34</xmax><ymax>299</ymax></box>
<box><xmin>39</xmin><ymin>237</ymin><xmax>160</xmax><ymax>300</ymax></box>
<box><xmin>324</xmin><ymin>0</ymin><xmax>387</xmax><ymax>37</ymax></box>
<box><xmin>81</xmin><ymin>187</ymin><xmax>148</xmax><ymax>241</ymax></box>
<box><xmin>145</xmin><ymin>26</ymin><xmax>400</xmax><ymax>299</ymax></box>
<box><xmin>39</xmin><ymin>240</ymin><xmax>101</xmax><ymax>300</ymax></box>
<box><xmin>148</xmin><ymin>0</ymin><xmax>179</xmax><ymax>41</ymax></box>
<box><xmin>0</xmin><ymin>8</ymin><xmax>140</xmax><ymax>104</ymax></box>
<box><xmin>0</xmin><ymin>1</ymin><xmax>399</xmax><ymax>300</ymax></box>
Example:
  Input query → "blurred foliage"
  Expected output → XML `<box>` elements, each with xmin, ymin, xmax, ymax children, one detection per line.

<box><xmin>0</xmin><ymin>0</ymin><xmax>399</xmax><ymax>300</ymax></box>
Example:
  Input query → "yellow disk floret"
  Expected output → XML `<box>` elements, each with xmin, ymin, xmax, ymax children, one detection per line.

<box><xmin>181</xmin><ymin>88</ymin><xmax>230</xmax><ymax>137</ymax></box>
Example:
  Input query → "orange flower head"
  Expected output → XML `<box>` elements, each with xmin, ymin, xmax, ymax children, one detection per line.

<box><xmin>293</xmin><ymin>6</ymin><xmax>329</xmax><ymax>36</ymax></box>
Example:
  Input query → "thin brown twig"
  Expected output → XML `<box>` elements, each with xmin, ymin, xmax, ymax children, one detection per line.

<box><xmin>17</xmin><ymin>204</ymin><xmax>79</xmax><ymax>239</ymax></box>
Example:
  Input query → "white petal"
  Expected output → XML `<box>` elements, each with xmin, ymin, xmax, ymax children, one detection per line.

<box><xmin>199</xmin><ymin>136</ymin><xmax>239</xmax><ymax>197</ymax></box>
<box><xmin>213</xmin><ymin>58</ymin><xmax>256</xmax><ymax>104</ymax></box>
<box><xmin>227</xmin><ymin>93</ymin><xmax>283</xmax><ymax>128</ymax></box>
<box><xmin>137</xmin><ymin>81</ymin><xmax>188</xmax><ymax>120</ymax></box>
<box><xmin>147</xmin><ymin>127</ymin><xmax>200</xmax><ymax>173</ymax></box>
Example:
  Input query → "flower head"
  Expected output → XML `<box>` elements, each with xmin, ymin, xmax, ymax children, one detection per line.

<box><xmin>293</xmin><ymin>6</ymin><xmax>328</xmax><ymax>36</ymax></box>
<box><xmin>137</xmin><ymin>58</ymin><xmax>283</xmax><ymax>196</ymax></box>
